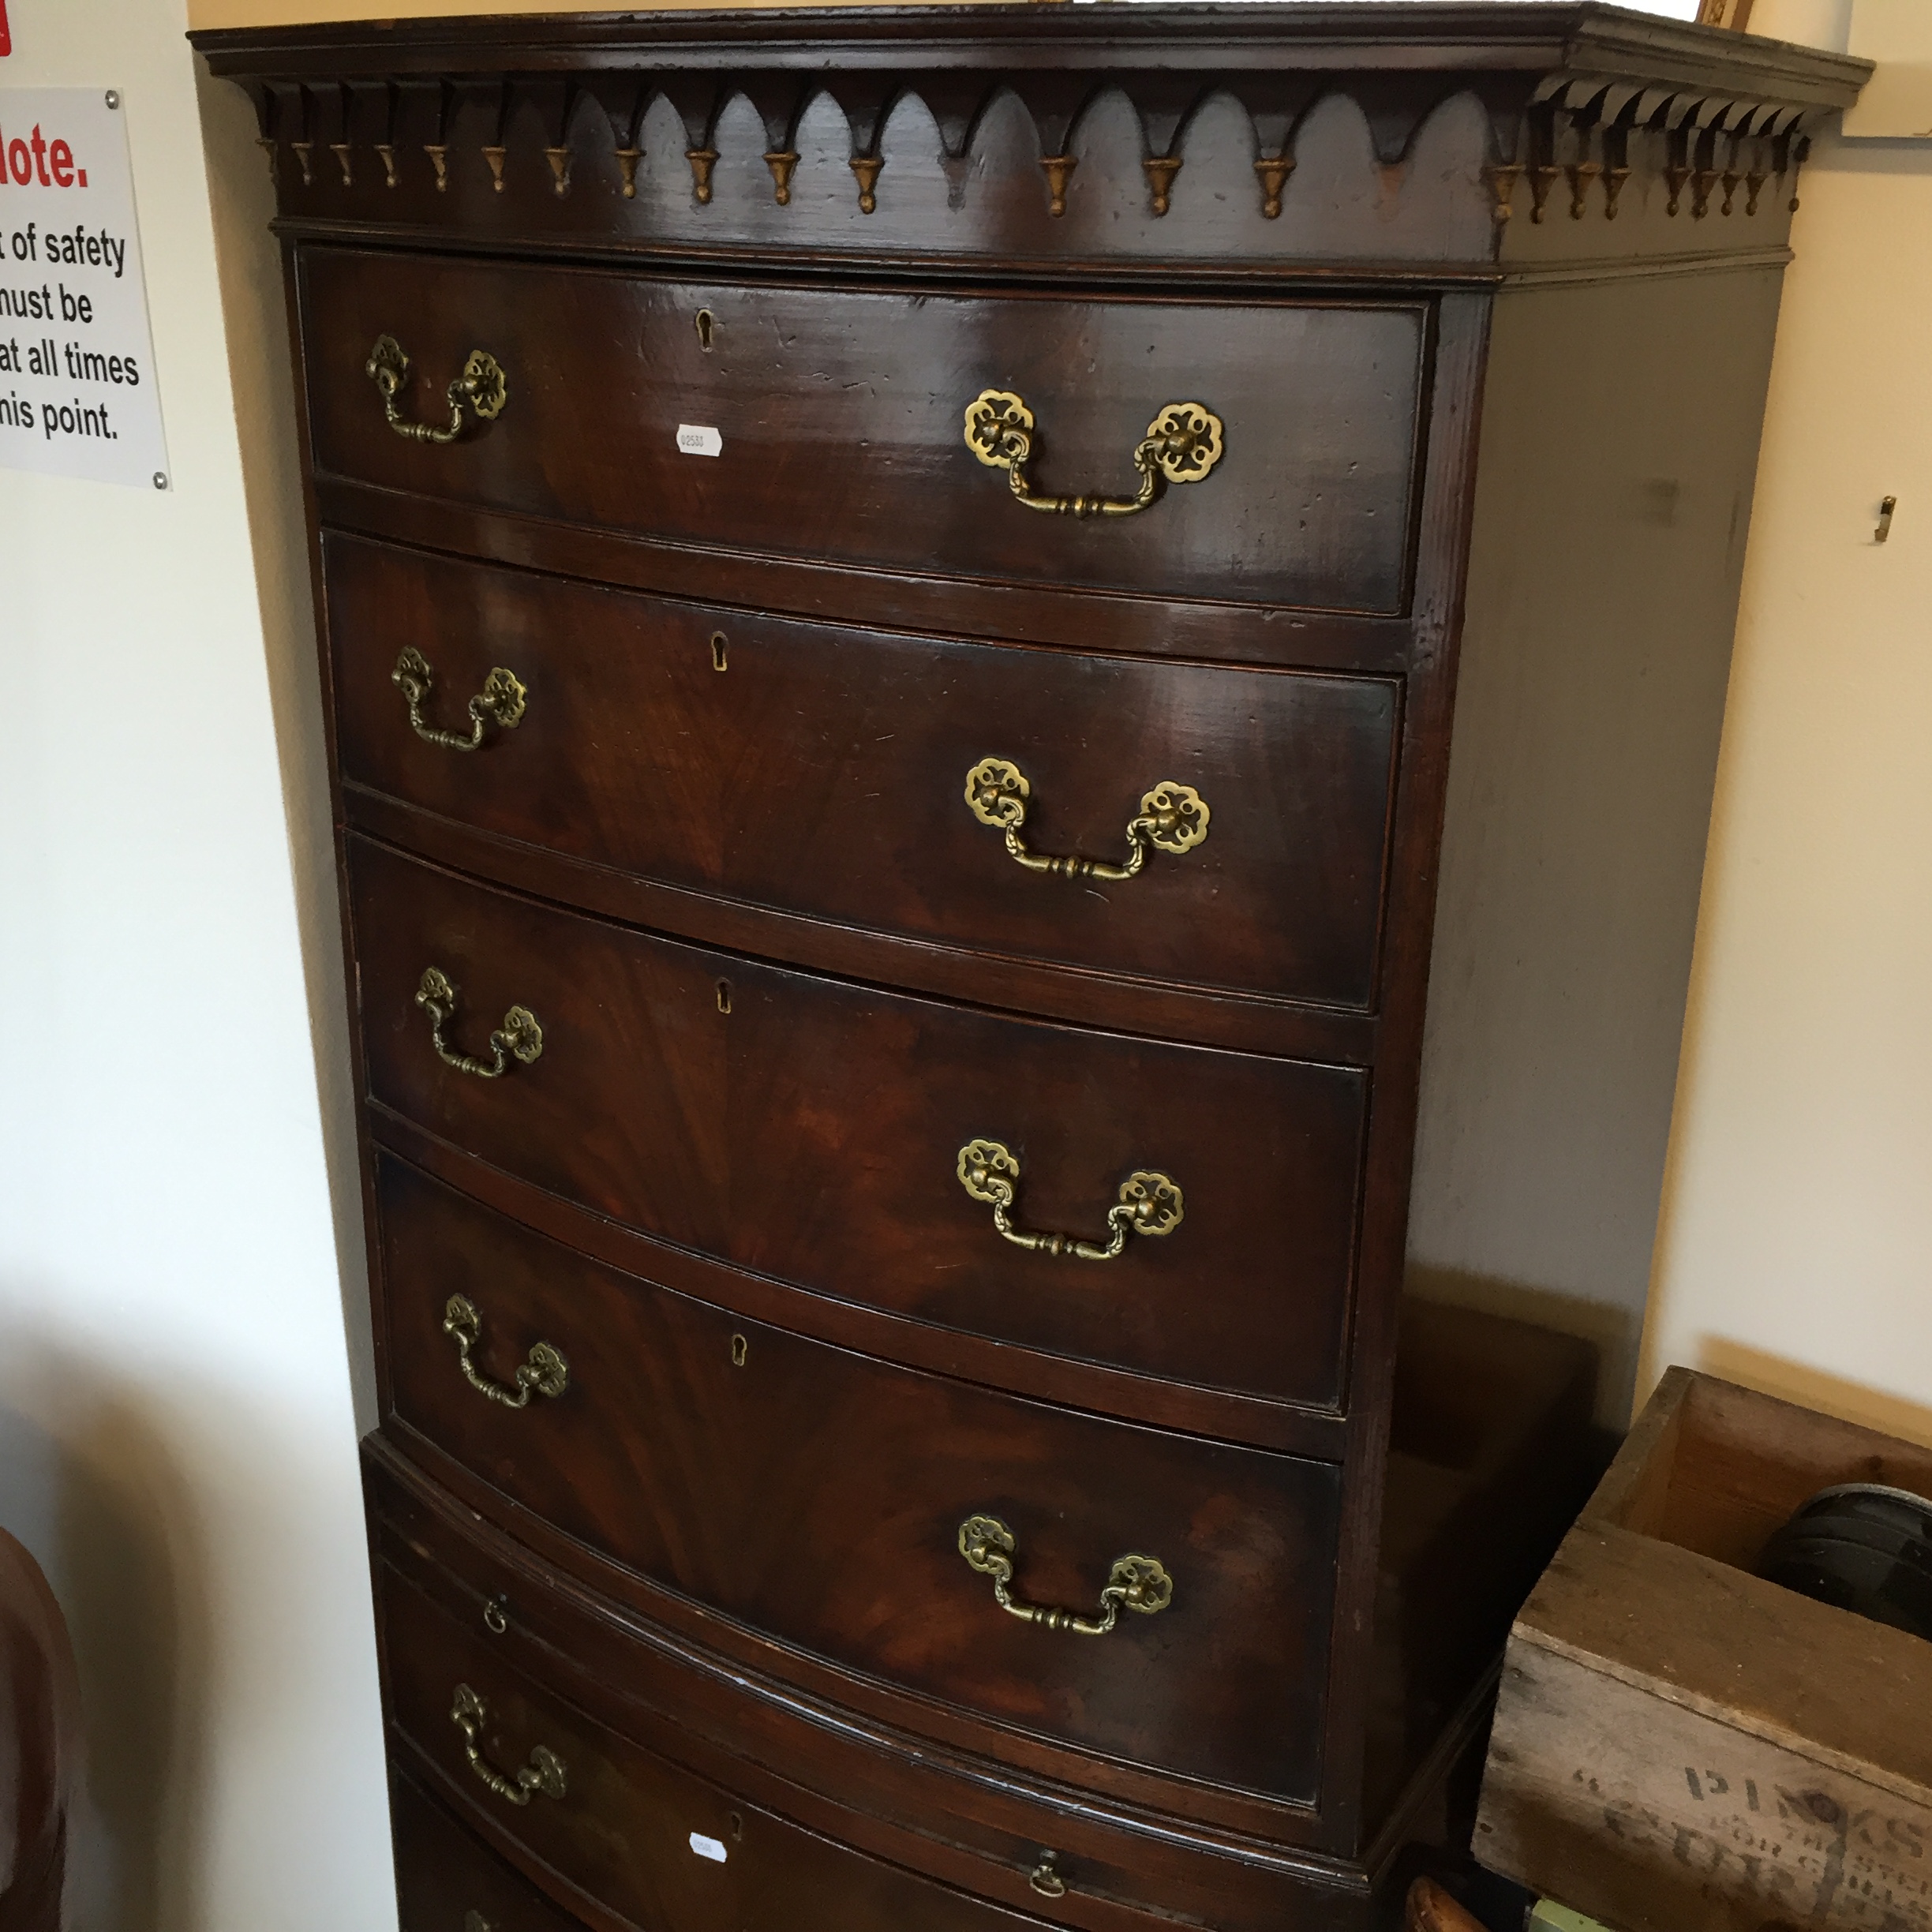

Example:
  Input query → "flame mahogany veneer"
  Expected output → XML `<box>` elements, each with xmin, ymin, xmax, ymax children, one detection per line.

<box><xmin>194</xmin><ymin>6</ymin><xmax>1866</xmax><ymax>1926</ymax></box>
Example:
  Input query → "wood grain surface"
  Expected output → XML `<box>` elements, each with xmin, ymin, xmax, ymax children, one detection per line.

<box><xmin>376</xmin><ymin>1151</ymin><xmax>1342</xmax><ymax>1800</ymax></box>
<box><xmin>299</xmin><ymin>251</ymin><xmax>1426</xmax><ymax>616</ymax></box>
<box><xmin>349</xmin><ymin>834</ymin><xmax>1371</xmax><ymax>1413</ymax></box>
<box><xmin>326</xmin><ymin>531</ymin><xmax>1402</xmax><ymax>1012</ymax></box>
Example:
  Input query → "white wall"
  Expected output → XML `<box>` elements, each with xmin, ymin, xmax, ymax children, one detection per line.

<box><xmin>0</xmin><ymin>2</ymin><xmax>394</xmax><ymax>1927</ymax></box>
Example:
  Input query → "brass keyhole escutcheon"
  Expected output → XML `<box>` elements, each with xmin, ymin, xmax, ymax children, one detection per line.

<box><xmin>710</xmin><ymin>631</ymin><xmax>728</xmax><ymax>672</ymax></box>
<box><xmin>731</xmin><ymin>1334</ymin><xmax>748</xmax><ymax>1368</ymax></box>
<box><xmin>695</xmin><ymin>308</ymin><xmax>715</xmax><ymax>351</ymax></box>
<box><xmin>728</xmin><ymin>1811</ymin><xmax>744</xmax><ymax>1841</ymax></box>
<box><xmin>716</xmin><ymin>979</ymin><xmax>732</xmax><ymax>1014</ymax></box>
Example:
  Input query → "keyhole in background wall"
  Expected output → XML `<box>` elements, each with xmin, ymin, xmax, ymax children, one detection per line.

<box><xmin>728</xmin><ymin>1812</ymin><xmax>744</xmax><ymax>1842</ymax></box>
<box><xmin>715</xmin><ymin>979</ymin><xmax>732</xmax><ymax>1014</ymax></box>
<box><xmin>695</xmin><ymin>308</ymin><xmax>714</xmax><ymax>350</ymax></box>
<box><xmin>710</xmin><ymin>631</ymin><xmax>728</xmax><ymax>672</ymax></box>
<box><xmin>731</xmin><ymin>1334</ymin><xmax>748</xmax><ymax>1368</ymax></box>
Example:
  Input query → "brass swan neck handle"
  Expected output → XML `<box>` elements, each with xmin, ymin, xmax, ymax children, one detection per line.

<box><xmin>965</xmin><ymin>758</ymin><xmax>1209</xmax><ymax>882</ymax></box>
<box><xmin>415</xmin><ymin>968</ymin><xmax>544</xmax><ymax>1080</ymax></box>
<box><xmin>392</xmin><ymin>647</ymin><xmax>526</xmax><ymax>752</ymax></box>
<box><xmin>449</xmin><ymin>1684</ymin><xmax>567</xmax><ymax>1806</ymax></box>
<box><xmin>956</xmin><ymin>1139</ymin><xmax>1182</xmax><ymax>1261</ymax></box>
<box><xmin>957</xmin><ymin>1515</ymin><xmax>1174</xmax><ymax>1636</ymax></box>
<box><xmin>442</xmin><ymin>1295</ymin><xmax>569</xmax><ymax>1407</ymax></box>
<box><xmin>366</xmin><ymin>334</ymin><xmax>507</xmax><ymax>444</ymax></box>
<box><xmin>963</xmin><ymin>388</ymin><xmax>1223</xmax><ymax>518</ymax></box>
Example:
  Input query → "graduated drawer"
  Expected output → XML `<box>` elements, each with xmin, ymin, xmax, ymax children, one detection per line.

<box><xmin>392</xmin><ymin>1766</ymin><xmax>583</xmax><ymax>1932</ymax></box>
<box><xmin>350</xmin><ymin>836</ymin><xmax>1368</xmax><ymax>1412</ymax></box>
<box><xmin>376</xmin><ymin>1162</ymin><xmax>1339</xmax><ymax>1799</ymax></box>
<box><xmin>300</xmin><ymin>247</ymin><xmax>1425</xmax><ymax>616</ymax></box>
<box><xmin>383</xmin><ymin>1572</ymin><xmax>1046</xmax><ymax>1932</ymax></box>
<box><xmin>328</xmin><ymin>535</ymin><xmax>1398</xmax><ymax>1011</ymax></box>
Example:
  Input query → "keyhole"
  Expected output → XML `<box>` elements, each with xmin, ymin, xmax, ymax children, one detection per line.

<box><xmin>728</xmin><ymin>1812</ymin><xmax>744</xmax><ymax>1842</ymax></box>
<box><xmin>695</xmin><ymin>308</ymin><xmax>714</xmax><ymax>351</ymax></box>
<box><xmin>731</xmin><ymin>1334</ymin><xmax>748</xmax><ymax>1368</ymax></box>
<box><xmin>715</xmin><ymin>979</ymin><xmax>732</xmax><ymax>1014</ymax></box>
<box><xmin>710</xmin><ymin>631</ymin><xmax>728</xmax><ymax>672</ymax></box>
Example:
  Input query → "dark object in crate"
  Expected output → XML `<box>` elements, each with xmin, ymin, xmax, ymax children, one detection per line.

<box><xmin>1757</xmin><ymin>1481</ymin><xmax>1932</xmax><ymax>1642</ymax></box>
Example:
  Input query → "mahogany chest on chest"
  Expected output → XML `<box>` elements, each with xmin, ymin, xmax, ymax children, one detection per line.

<box><xmin>194</xmin><ymin>7</ymin><xmax>1864</xmax><ymax>1926</ymax></box>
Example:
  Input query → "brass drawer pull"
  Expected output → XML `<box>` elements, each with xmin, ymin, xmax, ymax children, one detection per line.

<box><xmin>366</xmin><ymin>333</ymin><xmax>507</xmax><ymax>444</ymax></box>
<box><xmin>957</xmin><ymin>1139</ymin><xmax>1181</xmax><ymax>1260</ymax></box>
<box><xmin>450</xmin><ymin>1683</ymin><xmax>567</xmax><ymax>1806</ymax></box>
<box><xmin>1029</xmin><ymin>1854</ymin><xmax>1069</xmax><ymax>1899</ymax></box>
<box><xmin>964</xmin><ymin>388</ymin><xmax>1222</xmax><ymax>518</ymax></box>
<box><xmin>965</xmin><ymin>758</ymin><xmax>1209</xmax><ymax>882</ymax></box>
<box><xmin>415</xmin><ymin>968</ymin><xmax>543</xmax><ymax>1080</ymax></box>
<box><xmin>391</xmin><ymin>647</ymin><xmax>526</xmax><ymax>751</ymax></box>
<box><xmin>443</xmin><ymin>1294</ymin><xmax>569</xmax><ymax>1407</ymax></box>
<box><xmin>957</xmin><ymin>1515</ymin><xmax>1174</xmax><ymax>1634</ymax></box>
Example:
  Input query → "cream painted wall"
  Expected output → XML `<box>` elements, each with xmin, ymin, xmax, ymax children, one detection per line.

<box><xmin>0</xmin><ymin>1</ymin><xmax>395</xmax><ymax>1927</ymax></box>
<box><xmin>1640</xmin><ymin>2</ymin><xmax>1932</xmax><ymax>1445</ymax></box>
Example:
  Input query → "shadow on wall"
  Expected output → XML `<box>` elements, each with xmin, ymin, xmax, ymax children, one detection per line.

<box><xmin>1694</xmin><ymin>1336</ymin><xmax>1932</xmax><ymax>1452</ymax></box>
<box><xmin>1405</xmin><ymin>1265</ymin><xmax>1641</xmax><ymax>1433</ymax></box>
<box><xmin>191</xmin><ymin>56</ymin><xmax>373</xmax><ymax>1437</ymax></box>
<box><xmin>0</xmin><ymin>1342</ymin><xmax>212</xmax><ymax>1932</ymax></box>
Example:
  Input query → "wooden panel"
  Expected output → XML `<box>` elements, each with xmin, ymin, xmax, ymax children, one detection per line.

<box><xmin>1404</xmin><ymin>263</ymin><xmax>1790</xmax><ymax>1425</ymax></box>
<box><xmin>326</xmin><ymin>534</ymin><xmax>1401</xmax><ymax>1011</ymax></box>
<box><xmin>391</xmin><ymin>1766</ymin><xmax>584</xmax><ymax>1932</ymax></box>
<box><xmin>382</xmin><ymin>1568</ymin><xmax>1046</xmax><ymax>1932</ymax></box>
<box><xmin>376</xmin><ymin>1153</ymin><xmax>1342</xmax><ymax>1801</ymax></box>
<box><xmin>1478</xmin><ymin>1371</ymin><xmax>1932</xmax><ymax>1932</ymax></box>
<box><xmin>1481</xmin><ymin>1632</ymin><xmax>1932</xmax><ymax>1932</ymax></box>
<box><xmin>298</xmin><ymin>249</ymin><xmax>1426</xmax><ymax>616</ymax></box>
<box><xmin>369</xmin><ymin>1440</ymin><xmax>1375</xmax><ymax>1923</ymax></box>
<box><xmin>348</xmin><ymin>835</ymin><xmax>1370</xmax><ymax>1413</ymax></box>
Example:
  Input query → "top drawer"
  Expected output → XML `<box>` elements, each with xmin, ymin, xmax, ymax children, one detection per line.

<box><xmin>298</xmin><ymin>248</ymin><xmax>1427</xmax><ymax>616</ymax></box>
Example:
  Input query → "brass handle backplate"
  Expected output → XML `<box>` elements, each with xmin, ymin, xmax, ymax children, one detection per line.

<box><xmin>963</xmin><ymin>388</ymin><xmax>1222</xmax><ymax>518</ymax></box>
<box><xmin>367</xmin><ymin>334</ymin><xmax>507</xmax><ymax>444</ymax></box>
<box><xmin>957</xmin><ymin>1138</ymin><xmax>1182</xmax><ymax>1261</ymax></box>
<box><xmin>450</xmin><ymin>1683</ymin><xmax>567</xmax><ymax>1806</ymax></box>
<box><xmin>443</xmin><ymin>1294</ymin><xmax>569</xmax><ymax>1407</ymax></box>
<box><xmin>415</xmin><ymin>968</ymin><xmax>543</xmax><ymax>1080</ymax></box>
<box><xmin>957</xmin><ymin>1515</ymin><xmax>1174</xmax><ymax>1635</ymax></box>
<box><xmin>392</xmin><ymin>647</ymin><xmax>526</xmax><ymax>751</ymax></box>
<box><xmin>965</xmin><ymin>758</ymin><xmax>1209</xmax><ymax>882</ymax></box>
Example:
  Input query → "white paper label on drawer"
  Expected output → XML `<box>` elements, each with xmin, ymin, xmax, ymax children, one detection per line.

<box><xmin>676</xmin><ymin>423</ymin><xmax>723</xmax><ymax>458</ymax></box>
<box><xmin>689</xmin><ymin>1833</ymin><xmax>728</xmax><ymax>1863</ymax></box>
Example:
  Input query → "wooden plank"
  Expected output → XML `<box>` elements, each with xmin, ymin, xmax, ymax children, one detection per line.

<box><xmin>1519</xmin><ymin>1523</ymin><xmax>1932</xmax><ymax>1800</ymax></box>
<box><xmin>1481</xmin><ymin>1639</ymin><xmax>1932</xmax><ymax>1932</ymax></box>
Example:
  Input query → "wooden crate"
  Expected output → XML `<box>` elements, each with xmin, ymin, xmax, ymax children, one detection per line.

<box><xmin>1476</xmin><ymin>1367</ymin><xmax>1932</xmax><ymax>1932</ymax></box>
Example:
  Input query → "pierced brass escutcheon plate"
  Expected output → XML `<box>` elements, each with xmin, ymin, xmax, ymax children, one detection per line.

<box><xmin>962</xmin><ymin>388</ymin><xmax>1224</xmax><ymax>518</ymax></box>
<box><xmin>391</xmin><ymin>646</ymin><xmax>527</xmax><ymax>751</ymax></box>
<box><xmin>957</xmin><ymin>1137</ymin><xmax>1183</xmax><ymax>1260</ymax></box>
<box><xmin>442</xmin><ymin>1293</ymin><xmax>569</xmax><ymax>1407</ymax></box>
<box><xmin>449</xmin><ymin>1683</ymin><xmax>567</xmax><ymax>1806</ymax></box>
<box><xmin>415</xmin><ymin>967</ymin><xmax>544</xmax><ymax>1080</ymax></box>
<box><xmin>964</xmin><ymin>757</ymin><xmax>1209</xmax><ymax>881</ymax></box>
<box><xmin>367</xmin><ymin>334</ymin><xmax>509</xmax><ymax>444</ymax></box>
<box><xmin>957</xmin><ymin>1514</ymin><xmax>1174</xmax><ymax>1635</ymax></box>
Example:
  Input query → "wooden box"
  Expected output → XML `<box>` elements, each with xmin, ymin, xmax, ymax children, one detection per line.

<box><xmin>1477</xmin><ymin>1368</ymin><xmax>1932</xmax><ymax>1932</ymax></box>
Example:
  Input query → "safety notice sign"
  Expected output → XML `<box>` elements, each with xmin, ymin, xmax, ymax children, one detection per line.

<box><xmin>0</xmin><ymin>88</ymin><xmax>171</xmax><ymax>489</ymax></box>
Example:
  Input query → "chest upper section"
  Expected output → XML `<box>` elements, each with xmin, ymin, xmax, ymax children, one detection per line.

<box><xmin>196</xmin><ymin>6</ymin><xmax>1865</xmax><ymax>279</ymax></box>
